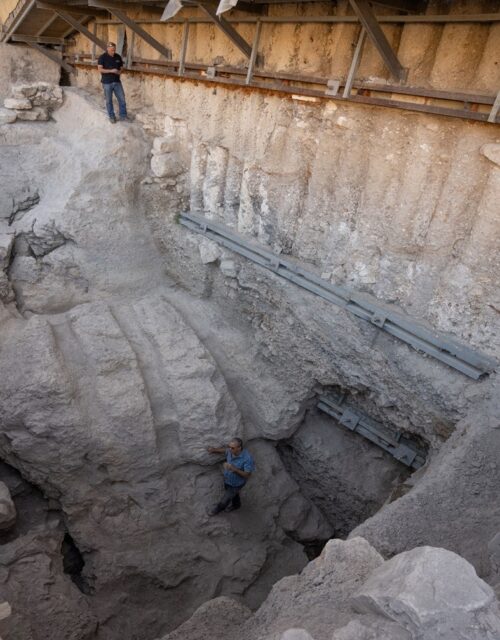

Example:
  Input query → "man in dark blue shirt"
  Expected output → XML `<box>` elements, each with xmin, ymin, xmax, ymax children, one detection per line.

<box><xmin>207</xmin><ymin>438</ymin><xmax>255</xmax><ymax>515</ymax></box>
<box><xmin>97</xmin><ymin>42</ymin><xmax>129</xmax><ymax>123</ymax></box>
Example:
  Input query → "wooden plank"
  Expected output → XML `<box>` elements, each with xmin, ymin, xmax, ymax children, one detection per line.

<box><xmin>348</xmin><ymin>0</ymin><xmax>407</xmax><ymax>81</ymax></box>
<box><xmin>32</xmin><ymin>1</ymin><xmax>107</xmax><ymax>15</ymax></box>
<box><xmin>25</xmin><ymin>40</ymin><xmax>77</xmax><ymax>73</ymax></box>
<box><xmin>11</xmin><ymin>33</ymin><xmax>65</xmax><ymax>43</ymax></box>
<box><xmin>35</xmin><ymin>12</ymin><xmax>59</xmax><ymax>36</ymax></box>
<box><xmin>196</xmin><ymin>1</ymin><xmax>252</xmax><ymax>58</ymax></box>
<box><xmin>89</xmin><ymin>0</ymin><xmax>172</xmax><ymax>59</ymax></box>
<box><xmin>39</xmin><ymin>6</ymin><xmax>108</xmax><ymax>48</ymax></box>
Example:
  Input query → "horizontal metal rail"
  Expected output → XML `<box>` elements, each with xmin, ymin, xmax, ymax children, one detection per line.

<box><xmin>179</xmin><ymin>212</ymin><xmax>497</xmax><ymax>380</ymax></box>
<box><xmin>317</xmin><ymin>394</ymin><xmax>426</xmax><ymax>470</ymax></box>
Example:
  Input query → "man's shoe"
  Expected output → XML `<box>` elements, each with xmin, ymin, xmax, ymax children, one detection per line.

<box><xmin>109</xmin><ymin>116</ymin><xmax>117</xmax><ymax>124</ymax></box>
<box><xmin>207</xmin><ymin>505</ymin><xmax>221</xmax><ymax>516</ymax></box>
<box><xmin>224</xmin><ymin>504</ymin><xmax>241</xmax><ymax>512</ymax></box>
<box><xmin>120</xmin><ymin>115</ymin><xmax>133</xmax><ymax>122</ymax></box>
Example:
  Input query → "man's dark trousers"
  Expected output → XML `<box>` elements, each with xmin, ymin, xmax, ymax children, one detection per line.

<box><xmin>215</xmin><ymin>483</ymin><xmax>242</xmax><ymax>513</ymax></box>
<box><xmin>103</xmin><ymin>82</ymin><xmax>127</xmax><ymax>120</ymax></box>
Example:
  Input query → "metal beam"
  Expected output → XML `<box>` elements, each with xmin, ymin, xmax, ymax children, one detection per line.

<box><xmin>488</xmin><ymin>90</ymin><xmax>500</xmax><ymax>124</ymax></box>
<box><xmin>348</xmin><ymin>0</ymin><xmax>407</xmax><ymax>82</ymax></box>
<box><xmin>24</xmin><ymin>41</ymin><xmax>77</xmax><ymax>74</ymax></box>
<box><xmin>89</xmin><ymin>0</ymin><xmax>172</xmax><ymax>58</ymax></box>
<box><xmin>343</xmin><ymin>27</ymin><xmax>365</xmax><ymax>97</ymax></box>
<box><xmin>245</xmin><ymin>18</ymin><xmax>261</xmax><ymax>84</ymax></box>
<box><xmin>318</xmin><ymin>394</ymin><xmax>427</xmax><ymax>470</ymax></box>
<box><xmin>179</xmin><ymin>211</ymin><xmax>497</xmax><ymax>380</ymax></box>
<box><xmin>196</xmin><ymin>2</ymin><xmax>252</xmax><ymax>57</ymax></box>
<box><xmin>45</xmin><ymin>7</ymin><xmax>108</xmax><ymax>49</ymax></box>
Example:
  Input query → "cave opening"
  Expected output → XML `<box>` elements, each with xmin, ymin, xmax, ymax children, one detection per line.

<box><xmin>61</xmin><ymin>532</ymin><xmax>93</xmax><ymax>596</ymax></box>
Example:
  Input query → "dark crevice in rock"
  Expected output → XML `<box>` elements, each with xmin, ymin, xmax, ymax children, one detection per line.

<box><xmin>62</xmin><ymin>532</ymin><xmax>93</xmax><ymax>595</ymax></box>
<box><xmin>8</xmin><ymin>191</ymin><xmax>40</xmax><ymax>226</ymax></box>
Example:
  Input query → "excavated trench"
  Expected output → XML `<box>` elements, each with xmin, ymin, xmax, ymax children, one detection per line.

<box><xmin>0</xmin><ymin>56</ymin><xmax>499</xmax><ymax>640</ymax></box>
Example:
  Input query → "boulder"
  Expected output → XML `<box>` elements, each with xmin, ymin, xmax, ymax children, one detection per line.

<box><xmin>151</xmin><ymin>151</ymin><xmax>184</xmax><ymax>178</ymax></box>
<box><xmin>199</xmin><ymin>238</ymin><xmax>221</xmax><ymax>264</ymax></box>
<box><xmin>352</xmin><ymin>546</ymin><xmax>500</xmax><ymax>640</ymax></box>
<box><xmin>0</xmin><ymin>481</ymin><xmax>16</xmax><ymax>530</ymax></box>
<box><xmin>0</xmin><ymin>108</ymin><xmax>16</xmax><ymax>125</ymax></box>
<box><xmin>4</xmin><ymin>98</ymin><xmax>31</xmax><ymax>110</ymax></box>
<box><xmin>481</xmin><ymin>143</ymin><xmax>500</xmax><ymax>167</ymax></box>
<box><xmin>331</xmin><ymin>618</ymin><xmax>411</xmax><ymax>640</ymax></box>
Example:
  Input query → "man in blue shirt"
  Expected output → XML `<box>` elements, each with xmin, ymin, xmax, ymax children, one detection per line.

<box><xmin>207</xmin><ymin>438</ymin><xmax>255</xmax><ymax>515</ymax></box>
<box><xmin>97</xmin><ymin>42</ymin><xmax>129</xmax><ymax>123</ymax></box>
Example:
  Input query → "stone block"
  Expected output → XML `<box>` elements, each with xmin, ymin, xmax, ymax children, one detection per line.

<box><xmin>481</xmin><ymin>143</ymin><xmax>500</xmax><ymax>167</ymax></box>
<box><xmin>0</xmin><ymin>108</ymin><xmax>16</xmax><ymax>125</ymax></box>
<box><xmin>4</xmin><ymin>98</ymin><xmax>32</xmax><ymax>110</ymax></box>
<box><xmin>199</xmin><ymin>238</ymin><xmax>221</xmax><ymax>264</ymax></box>
<box><xmin>11</xmin><ymin>84</ymin><xmax>38</xmax><ymax>99</ymax></box>
<box><xmin>151</xmin><ymin>152</ymin><xmax>183</xmax><ymax>178</ymax></box>
<box><xmin>153</xmin><ymin>135</ymin><xmax>177</xmax><ymax>154</ymax></box>
<box><xmin>220</xmin><ymin>259</ymin><xmax>239</xmax><ymax>278</ymax></box>
<box><xmin>15</xmin><ymin>107</ymin><xmax>49</xmax><ymax>122</ymax></box>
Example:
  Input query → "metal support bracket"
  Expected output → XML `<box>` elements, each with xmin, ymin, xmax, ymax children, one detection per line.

<box><xmin>179</xmin><ymin>211</ymin><xmax>497</xmax><ymax>380</ymax></box>
<box><xmin>318</xmin><ymin>394</ymin><xmax>426</xmax><ymax>470</ymax></box>
<box><xmin>348</xmin><ymin>0</ymin><xmax>408</xmax><ymax>82</ymax></box>
<box><xmin>325</xmin><ymin>79</ymin><xmax>340</xmax><ymax>96</ymax></box>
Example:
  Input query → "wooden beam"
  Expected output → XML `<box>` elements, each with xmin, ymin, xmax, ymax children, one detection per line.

<box><xmin>33</xmin><ymin>1</ymin><xmax>107</xmax><ymax>15</ymax></box>
<box><xmin>196</xmin><ymin>2</ymin><xmax>252</xmax><ymax>58</ymax></box>
<box><xmin>88</xmin><ymin>0</ymin><xmax>172</xmax><ymax>58</ymax></box>
<box><xmin>372</xmin><ymin>0</ymin><xmax>427</xmax><ymax>11</ymax></box>
<box><xmin>35</xmin><ymin>12</ymin><xmax>60</xmax><ymax>36</ymax></box>
<box><xmin>11</xmin><ymin>34</ymin><xmax>66</xmax><ymax>44</ymax></box>
<box><xmin>42</xmin><ymin>7</ymin><xmax>108</xmax><ymax>49</ymax></box>
<box><xmin>24</xmin><ymin>41</ymin><xmax>77</xmax><ymax>74</ymax></box>
<box><xmin>348</xmin><ymin>0</ymin><xmax>407</xmax><ymax>82</ymax></box>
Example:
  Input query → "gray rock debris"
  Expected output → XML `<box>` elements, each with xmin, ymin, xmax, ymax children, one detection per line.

<box><xmin>163</xmin><ymin>539</ymin><xmax>500</xmax><ymax>640</ymax></box>
<box><xmin>352</xmin><ymin>546</ymin><xmax>500</xmax><ymax>640</ymax></box>
<box><xmin>0</xmin><ymin>481</ymin><xmax>16</xmax><ymax>529</ymax></box>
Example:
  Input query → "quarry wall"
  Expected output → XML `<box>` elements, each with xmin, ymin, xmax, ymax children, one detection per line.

<box><xmin>1</xmin><ymin>2</ymin><xmax>500</xmax><ymax>639</ymax></box>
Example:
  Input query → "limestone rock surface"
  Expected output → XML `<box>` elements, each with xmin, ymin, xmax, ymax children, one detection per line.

<box><xmin>0</xmin><ymin>108</ymin><xmax>16</xmax><ymax>125</ymax></box>
<box><xmin>0</xmin><ymin>89</ymin><xmax>331</xmax><ymax>640</ymax></box>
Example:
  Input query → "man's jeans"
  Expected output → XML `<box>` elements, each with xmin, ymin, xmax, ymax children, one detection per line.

<box><xmin>215</xmin><ymin>483</ymin><xmax>242</xmax><ymax>513</ymax></box>
<box><xmin>103</xmin><ymin>82</ymin><xmax>127</xmax><ymax>119</ymax></box>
